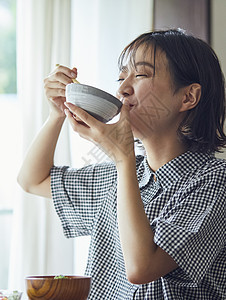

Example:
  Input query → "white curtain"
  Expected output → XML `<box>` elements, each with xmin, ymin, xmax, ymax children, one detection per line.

<box><xmin>8</xmin><ymin>0</ymin><xmax>154</xmax><ymax>295</ymax></box>
<box><xmin>8</xmin><ymin>0</ymin><xmax>74</xmax><ymax>293</ymax></box>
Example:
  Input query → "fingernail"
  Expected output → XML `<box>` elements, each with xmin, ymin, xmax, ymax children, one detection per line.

<box><xmin>71</xmin><ymin>72</ymin><xmax>77</xmax><ymax>78</ymax></box>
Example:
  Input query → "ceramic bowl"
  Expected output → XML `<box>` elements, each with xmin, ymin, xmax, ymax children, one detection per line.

<box><xmin>66</xmin><ymin>83</ymin><xmax>122</xmax><ymax>123</ymax></box>
<box><xmin>25</xmin><ymin>275</ymin><xmax>91</xmax><ymax>300</ymax></box>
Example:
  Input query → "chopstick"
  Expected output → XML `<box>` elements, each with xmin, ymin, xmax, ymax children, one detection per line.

<box><xmin>72</xmin><ymin>78</ymin><xmax>80</xmax><ymax>84</ymax></box>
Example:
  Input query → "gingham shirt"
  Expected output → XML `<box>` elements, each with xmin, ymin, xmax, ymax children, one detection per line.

<box><xmin>51</xmin><ymin>151</ymin><xmax>226</xmax><ymax>299</ymax></box>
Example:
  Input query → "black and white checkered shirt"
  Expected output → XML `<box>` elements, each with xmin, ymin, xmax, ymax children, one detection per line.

<box><xmin>51</xmin><ymin>151</ymin><xmax>226</xmax><ymax>299</ymax></box>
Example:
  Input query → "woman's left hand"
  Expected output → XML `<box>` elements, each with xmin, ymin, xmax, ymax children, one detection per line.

<box><xmin>64</xmin><ymin>101</ymin><xmax>135</xmax><ymax>164</ymax></box>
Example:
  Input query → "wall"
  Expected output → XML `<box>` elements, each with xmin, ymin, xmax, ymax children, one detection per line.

<box><xmin>154</xmin><ymin>0</ymin><xmax>209</xmax><ymax>42</ymax></box>
<box><xmin>211</xmin><ymin>0</ymin><xmax>226</xmax><ymax>159</ymax></box>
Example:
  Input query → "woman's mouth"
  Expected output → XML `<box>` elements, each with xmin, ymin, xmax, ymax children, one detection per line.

<box><xmin>121</xmin><ymin>98</ymin><xmax>136</xmax><ymax>110</ymax></box>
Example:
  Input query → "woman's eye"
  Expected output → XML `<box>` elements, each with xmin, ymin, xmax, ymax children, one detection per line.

<box><xmin>136</xmin><ymin>74</ymin><xmax>147</xmax><ymax>78</ymax></box>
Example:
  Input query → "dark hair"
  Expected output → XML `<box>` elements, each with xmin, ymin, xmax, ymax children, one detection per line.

<box><xmin>118</xmin><ymin>29</ymin><xmax>226</xmax><ymax>154</ymax></box>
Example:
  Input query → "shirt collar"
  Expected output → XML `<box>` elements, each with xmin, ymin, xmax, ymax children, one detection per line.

<box><xmin>155</xmin><ymin>151</ymin><xmax>212</xmax><ymax>189</ymax></box>
<box><xmin>137</xmin><ymin>151</ymin><xmax>212</xmax><ymax>189</ymax></box>
<box><xmin>137</xmin><ymin>156</ymin><xmax>155</xmax><ymax>188</ymax></box>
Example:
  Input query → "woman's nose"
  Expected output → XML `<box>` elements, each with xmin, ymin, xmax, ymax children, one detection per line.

<box><xmin>117</xmin><ymin>79</ymin><xmax>134</xmax><ymax>99</ymax></box>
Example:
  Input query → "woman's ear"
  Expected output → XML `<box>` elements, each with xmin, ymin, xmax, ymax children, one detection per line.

<box><xmin>180</xmin><ymin>83</ymin><xmax>201</xmax><ymax>112</ymax></box>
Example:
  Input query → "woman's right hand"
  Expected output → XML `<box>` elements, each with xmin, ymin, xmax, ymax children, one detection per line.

<box><xmin>44</xmin><ymin>65</ymin><xmax>77</xmax><ymax>117</ymax></box>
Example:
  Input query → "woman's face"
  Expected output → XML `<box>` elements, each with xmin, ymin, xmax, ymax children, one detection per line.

<box><xmin>116</xmin><ymin>45</ymin><xmax>186</xmax><ymax>141</ymax></box>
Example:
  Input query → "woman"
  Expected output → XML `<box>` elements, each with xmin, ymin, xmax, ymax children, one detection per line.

<box><xmin>18</xmin><ymin>29</ymin><xmax>226</xmax><ymax>299</ymax></box>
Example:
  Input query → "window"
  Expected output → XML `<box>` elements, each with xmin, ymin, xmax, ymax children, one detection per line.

<box><xmin>0</xmin><ymin>0</ymin><xmax>21</xmax><ymax>289</ymax></box>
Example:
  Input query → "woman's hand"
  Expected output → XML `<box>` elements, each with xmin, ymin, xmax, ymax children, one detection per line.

<box><xmin>64</xmin><ymin>101</ymin><xmax>135</xmax><ymax>164</ymax></box>
<box><xmin>44</xmin><ymin>65</ymin><xmax>77</xmax><ymax>118</ymax></box>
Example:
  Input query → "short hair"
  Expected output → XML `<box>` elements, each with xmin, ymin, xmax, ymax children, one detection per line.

<box><xmin>118</xmin><ymin>29</ymin><xmax>226</xmax><ymax>154</ymax></box>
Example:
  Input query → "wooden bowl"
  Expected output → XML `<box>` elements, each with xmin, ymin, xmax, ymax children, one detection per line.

<box><xmin>25</xmin><ymin>275</ymin><xmax>91</xmax><ymax>300</ymax></box>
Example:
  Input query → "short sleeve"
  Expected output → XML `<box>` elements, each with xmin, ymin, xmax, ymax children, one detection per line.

<box><xmin>152</xmin><ymin>167</ymin><xmax>225</xmax><ymax>283</ymax></box>
<box><xmin>50</xmin><ymin>162</ymin><xmax>117</xmax><ymax>238</ymax></box>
